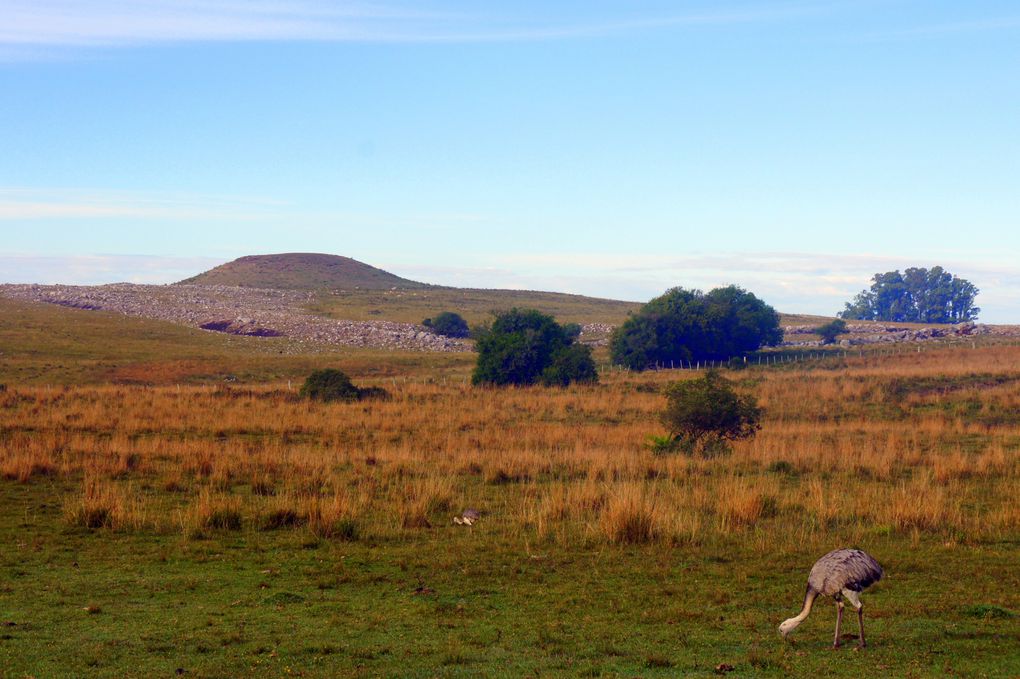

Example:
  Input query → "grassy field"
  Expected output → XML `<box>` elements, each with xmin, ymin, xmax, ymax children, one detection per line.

<box><xmin>1</xmin><ymin>322</ymin><xmax>1019</xmax><ymax>676</ymax></box>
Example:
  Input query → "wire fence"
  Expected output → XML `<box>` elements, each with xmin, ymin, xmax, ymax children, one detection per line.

<box><xmin>597</xmin><ymin>337</ymin><xmax>1020</xmax><ymax>375</ymax></box>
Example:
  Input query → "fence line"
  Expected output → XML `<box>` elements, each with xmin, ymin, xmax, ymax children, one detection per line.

<box><xmin>596</xmin><ymin>338</ymin><xmax>1020</xmax><ymax>375</ymax></box>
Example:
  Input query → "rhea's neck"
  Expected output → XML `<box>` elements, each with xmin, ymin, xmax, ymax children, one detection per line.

<box><xmin>783</xmin><ymin>587</ymin><xmax>818</xmax><ymax>630</ymax></box>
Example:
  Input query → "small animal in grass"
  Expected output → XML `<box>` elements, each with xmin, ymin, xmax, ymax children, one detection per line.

<box><xmin>779</xmin><ymin>548</ymin><xmax>883</xmax><ymax>649</ymax></box>
<box><xmin>453</xmin><ymin>508</ymin><xmax>481</xmax><ymax>526</ymax></box>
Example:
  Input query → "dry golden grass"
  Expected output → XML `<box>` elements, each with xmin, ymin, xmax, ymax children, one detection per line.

<box><xmin>2</xmin><ymin>344</ymin><xmax>1018</xmax><ymax>548</ymax></box>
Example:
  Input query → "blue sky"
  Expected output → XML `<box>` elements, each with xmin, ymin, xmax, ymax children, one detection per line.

<box><xmin>1</xmin><ymin>1</ymin><xmax>1018</xmax><ymax>321</ymax></box>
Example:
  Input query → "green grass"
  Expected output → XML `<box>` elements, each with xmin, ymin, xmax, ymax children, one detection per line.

<box><xmin>1</xmin><ymin>479</ymin><xmax>1017</xmax><ymax>677</ymax></box>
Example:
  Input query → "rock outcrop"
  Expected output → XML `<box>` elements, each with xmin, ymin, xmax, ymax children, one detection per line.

<box><xmin>779</xmin><ymin>322</ymin><xmax>1018</xmax><ymax>347</ymax></box>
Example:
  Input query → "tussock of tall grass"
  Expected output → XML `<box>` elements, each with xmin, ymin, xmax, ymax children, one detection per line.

<box><xmin>64</xmin><ymin>476</ymin><xmax>146</xmax><ymax>530</ymax></box>
<box><xmin>3</xmin><ymin>344</ymin><xmax>1019</xmax><ymax>546</ymax></box>
<box><xmin>306</xmin><ymin>492</ymin><xmax>361</xmax><ymax>540</ymax></box>
<box><xmin>601</xmin><ymin>484</ymin><xmax>660</xmax><ymax>544</ymax></box>
<box><xmin>2</xmin><ymin>451</ymin><xmax>58</xmax><ymax>483</ymax></box>
<box><xmin>400</xmin><ymin>476</ymin><xmax>453</xmax><ymax>529</ymax></box>
<box><xmin>182</xmin><ymin>489</ymin><xmax>244</xmax><ymax>537</ymax></box>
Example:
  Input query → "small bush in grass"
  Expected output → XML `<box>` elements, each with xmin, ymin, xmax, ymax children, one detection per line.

<box><xmin>299</xmin><ymin>369</ymin><xmax>389</xmax><ymax>402</ymax></box>
<box><xmin>963</xmin><ymin>604</ymin><xmax>1015</xmax><ymax>619</ymax></box>
<box><xmin>726</xmin><ymin>356</ymin><xmax>748</xmax><ymax>370</ymax></box>
<box><xmin>646</xmin><ymin>434</ymin><xmax>685</xmax><ymax>456</ymax></box>
<box><xmin>767</xmin><ymin>460</ymin><xmax>797</xmax><ymax>475</ymax></box>
<box><xmin>355</xmin><ymin>386</ymin><xmax>391</xmax><ymax>401</ymax></box>
<box><xmin>423</xmin><ymin>311</ymin><xmax>470</xmax><ymax>338</ymax></box>
<box><xmin>815</xmin><ymin>318</ymin><xmax>848</xmax><ymax>344</ymax></box>
<box><xmin>658</xmin><ymin>370</ymin><xmax>762</xmax><ymax>456</ymax></box>
<box><xmin>300</xmin><ymin>369</ymin><xmax>359</xmax><ymax>402</ymax></box>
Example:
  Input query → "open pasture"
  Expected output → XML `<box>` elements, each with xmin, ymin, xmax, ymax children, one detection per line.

<box><xmin>1</xmin><ymin>345</ymin><xmax>1019</xmax><ymax>676</ymax></box>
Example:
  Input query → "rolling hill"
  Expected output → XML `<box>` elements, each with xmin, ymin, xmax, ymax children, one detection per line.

<box><xmin>178</xmin><ymin>252</ymin><xmax>644</xmax><ymax>326</ymax></box>
<box><xmin>174</xmin><ymin>252</ymin><xmax>844</xmax><ymax>328</ymax></box>
<box><xmin>178</xmin><ymin>253</ymin><xmax>429</xmax><ymax>290</ymax></box>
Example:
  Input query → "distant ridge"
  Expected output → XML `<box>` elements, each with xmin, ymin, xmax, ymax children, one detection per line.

<box><xmin>177</xmin><ymin>253</ymin><xmax>428</xmax><ymax>290</ymax></box>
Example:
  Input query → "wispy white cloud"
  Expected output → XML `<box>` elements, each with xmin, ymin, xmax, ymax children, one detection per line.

<box><xmin>0</xmin><ymin>253</ymin><xmax>227</xmax><ymax>285</ymax></box>
<box><xmin>0</xmin><ymin>1</ymin><xmax>830</xmax><ymax>53</ymax></box>
<box><xmin>0</xmin><ymin>186</ymin><xmax>285</xmax><ymax>221</ymax></box>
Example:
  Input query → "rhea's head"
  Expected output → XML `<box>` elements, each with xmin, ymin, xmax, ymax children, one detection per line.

<box><xmin>779</xmin><ymin>617</ymin><xmax>801</xmax><ymax>638</ymax></box>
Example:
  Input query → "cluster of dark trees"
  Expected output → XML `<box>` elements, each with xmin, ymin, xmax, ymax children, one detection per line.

<box><xmin>471</xmin><ymin>308</ymin><xmax>598</xmax><ymax>387</ymax></box>
<box><xmin>840</xmin><ymin>267</ymin><xmax>979</xmax><ymax>324</ymax></box>
<box><xmin>470</xmin><ymin>285</ymin><xmax>782</xmax><ymax>385</ymax></box>
<box><xmin>609</xmin><ymin>286</ymin><xmax>782</xmax><ymax>370</ymax></box>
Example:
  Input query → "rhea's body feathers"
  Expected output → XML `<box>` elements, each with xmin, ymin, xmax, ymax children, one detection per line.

<box><xmin>808</xmin><ymin>549</ymin><xmax>883</xmax><ymax>597</ymax></box>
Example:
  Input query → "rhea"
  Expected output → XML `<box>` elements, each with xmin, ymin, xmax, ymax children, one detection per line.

<box><xmin>779</xmin><ymin>549</ymin><xmax>883</xmax><ymax>649</ymax></box>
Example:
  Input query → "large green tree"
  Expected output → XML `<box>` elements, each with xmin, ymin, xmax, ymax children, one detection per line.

<box><xmin>839</xmin><ymin>267</ymin><xmax>979</xmax><ymax>323</ymax></box>
<box><xmin>610</xmin><ymin>286</ymin><xmax>782</xmax><ymax>370</ymax></box>
<box><xmin>472</xmin><ymin>308</ymin><xmax>598</xmax><ymax>387</ymax></box>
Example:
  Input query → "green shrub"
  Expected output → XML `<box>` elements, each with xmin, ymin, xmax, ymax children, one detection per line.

<box><xmin>562</xmin><ymin>323</ymin><xmax>582</xmax><ymax>341</ymax></box>
<box><xmin>423</xmin><ymin>311</ymin><xmax>470</xmax><ymax>338</ymax></box>
<box><xmin>541</xmin><ymin>344</ymin><xmax>598</xmax><ymax>387</ymax></box>
<box><xmin>963</xmin><ymin>604</ymin><xmax>1015</xmax><ymax>619</ymax></box>
<box><xmin>726</xmin><ymin>356</ymin><xmax>748</xmax><ymax>370</ymax></box>
<box><xmin>767</xmin><ymin>460</ymin><xmax>797</xmax><ymax>475</ymax></box>
<box><xmin>659</xmin><ymin>370</ymin><xmax>762</xmax><ymax>455</ymax></box>
<box><xmin>646</xmin><ymin>434</ymin><xmax>686</xmax><ymax>455</ymax></box>
<box><xmin>299</xmin><ymin>369</ymin><xmax>389</xmax><ymax>402</ymax></box>
<box><xmin>815</xmin><ymin>318</ymin><xmax>847</xmax><ymax>344</ymax></box>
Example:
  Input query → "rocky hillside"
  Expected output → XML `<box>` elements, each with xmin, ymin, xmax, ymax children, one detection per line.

<box><xmin>0</xmin><ymin>284</ymin><xmax>466</xmax><ymax>352</ymax></box>
<box><xmin>178</xmin><ymin>253</ymin><xmax>428</xmax><ymax>290</ymax></box>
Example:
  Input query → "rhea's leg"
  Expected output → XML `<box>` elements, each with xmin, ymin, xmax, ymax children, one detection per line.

<box><xmin>842</xmin><ymin>589</ymin><xmax>865</xmax><ymax>648</ymax></box>
<box><xmin>833</xmin><ymin>601</ymin><xmax>844</xmax><ymax>649</ymax></box>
